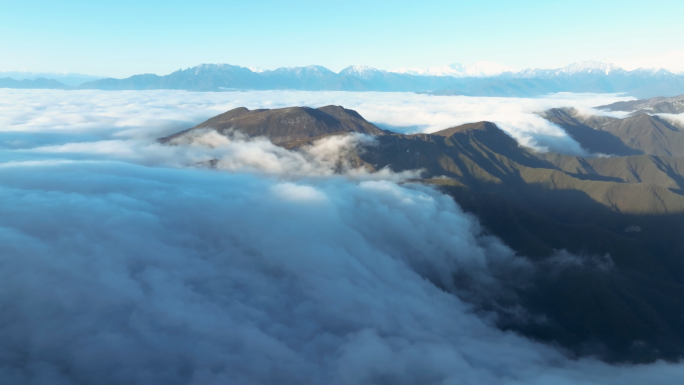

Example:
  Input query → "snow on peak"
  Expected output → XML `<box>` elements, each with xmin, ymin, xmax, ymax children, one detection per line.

<box><xmin>348</xmin><ymin>65</ymin><xmax>374</xmax><ymax>73</ymax></box>
<box><xmin>556</xmin><ymin>61</ymin><xmax>621</xmax><ymax>75</ymax></box>
<box><xmin>248</xmin><ymin>66</ymin><xmax>264</xmax><ymax>73</ymax></box>
<box><xmin>340</xmin><ymin>65</ymin><xmax>383</xmax><ymax>78</ymax></box>
<box><xmin>390</xmin><ymin>61</ymin><xmax>515</xmax><ymax>77</ymax></box>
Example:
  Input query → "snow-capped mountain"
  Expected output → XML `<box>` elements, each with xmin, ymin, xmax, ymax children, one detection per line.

<box><xmin>339</xmin><ymin>65</ymin><xmax>386</xmax><ymax>79</ymax></box>
<box><xmin>515</xmin><ymin>61</ymin><xmax>625</xmax><ymax>78</ymax></box>
<box><xmin>392</xmin><ymin>61</ymin><xmax>515</xmax><ymax>77</ymax></box>
<box><xmin>5</xmin><ymin>61</ymin><xmax>680</xmax><ymax>98</ymax></box>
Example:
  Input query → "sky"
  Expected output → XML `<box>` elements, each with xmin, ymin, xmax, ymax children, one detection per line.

<box><xmin>2</xmin><ymin>0</ymin><xmax>684</xmax><ymax>77</ymax></box>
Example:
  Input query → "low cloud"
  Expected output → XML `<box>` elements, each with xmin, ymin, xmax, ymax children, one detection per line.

<box><xmin>0</xmin><ymin>89</ymin><xmax>682</xmax><ymax>384</ymax></box>
<box><xmin>23</xmin><ymin>129</ymin><xmax>420</xmax><ymax>181</ymax></box>
<box><xmin>658</xmin><ymin>113</ymin><xmax>684</xmax><ymax>128</ymax></box>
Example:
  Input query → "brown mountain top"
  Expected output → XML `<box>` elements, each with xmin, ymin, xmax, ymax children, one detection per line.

<box><xmin>160</xmin><ymin>105</ymin><xmax>385</xmax><ymax>144</ymax></box>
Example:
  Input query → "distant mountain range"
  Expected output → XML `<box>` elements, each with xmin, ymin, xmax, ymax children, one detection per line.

<box><xmin>0</xmin><ymin>71</ymin><xmax>102</xmax><ymax>87</ymax></box>
<box><xmin>3</xmin><ymin>61</ymin><xmax>684</xmax><ymax>98</ymax></box>
<box><xmin>163</xmin><ymin>104</ymin><xmax>684</xmax><ymax>363</ymax></box>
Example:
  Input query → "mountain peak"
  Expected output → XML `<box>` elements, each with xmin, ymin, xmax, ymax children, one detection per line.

<box><xmin>431</xmin><ymin>121</ymin><xmax>502</xmax><ymax>136</ymax></box>
<box><xmin>339</xmin><ymin>65</ymin><xmax>383</xmax><ymax>78</ymax></box>
<box><xmin>558</xmin><ymin>60</ymin><xmax>621</xmax><ymax>75</ymax></box>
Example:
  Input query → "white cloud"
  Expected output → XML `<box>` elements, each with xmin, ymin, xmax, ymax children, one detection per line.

<box><xmin>271</xmin><ymin>182</ymin><xmax>327</xmax><ymax>202</ymax></box>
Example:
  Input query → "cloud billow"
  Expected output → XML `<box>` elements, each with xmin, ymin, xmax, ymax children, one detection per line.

<box><xmin>0</xmin><ymin>163</ymin><xmax>533</xmax><ymax>384</ymax></box>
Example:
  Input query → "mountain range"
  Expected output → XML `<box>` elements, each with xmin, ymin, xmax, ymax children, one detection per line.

<box><xmin>3</xmin><ymin>61</ymin><xmax>684</xmax><ymax>98</ymax></box>
<box><xmin>0</xmin><ymin>71</ymin><xmax>102</xmax><ymax>87</ymax></box>
<box><xmin>162</xmin><ymin>103</ymin><xmax>684</xmax><ymax>364</ymax></box>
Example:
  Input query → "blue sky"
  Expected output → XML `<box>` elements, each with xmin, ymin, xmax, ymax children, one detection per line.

<box><xmin>1</xmin><ymin>0</ymin><xmax>683</xmax><ymax>77</ymax></box>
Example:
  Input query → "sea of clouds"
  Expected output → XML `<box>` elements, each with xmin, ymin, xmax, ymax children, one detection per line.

<box><xmin>1</xmin><ymin>89</ymin><xmax>682</xmax><ymax>384</ymax></box>
<box><xmin>0</xmin><ymin>89</ymin><xmax>632</xmax><ymax>156</ymax></box>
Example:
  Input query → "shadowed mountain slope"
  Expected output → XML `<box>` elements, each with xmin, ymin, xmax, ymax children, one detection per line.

<box><xmin>163</xmin><ymin>107</ymin><xmax>684</xmax><ymax>364</ymax></box>
<box><xmin>544</xmin><ymin>108</ymin><xmax>684</xmax><ymax>157</ymax></box>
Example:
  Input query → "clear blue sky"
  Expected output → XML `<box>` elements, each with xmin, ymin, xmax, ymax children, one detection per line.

<box><xmin>1</xmin><ymin>0</ymin><xmax>683</xmax><ymax>77</ymax></box>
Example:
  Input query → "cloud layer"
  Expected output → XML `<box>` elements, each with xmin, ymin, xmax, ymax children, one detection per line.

<box><xmin>1</xmin><ymin>89</ymin><xmax>682</xmax><ymax>384</ymax></box>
